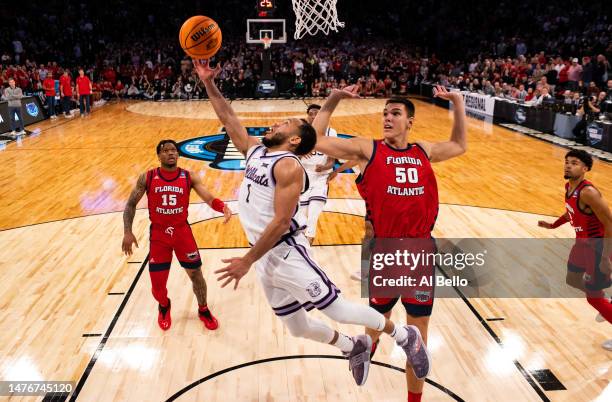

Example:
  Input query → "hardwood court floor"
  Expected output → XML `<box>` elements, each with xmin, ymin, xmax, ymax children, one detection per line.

<box><xmin>0</xmin><ymin>99</ymin><xmax>610</xmax><ymax>402</ymax></box>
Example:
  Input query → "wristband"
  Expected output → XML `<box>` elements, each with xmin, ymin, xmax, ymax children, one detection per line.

<box><xmin>551</xmin><ymin>215</ymin><xmax>569</xmax><ymax>228</ymax></box>
<box><xmin>211</xmin><ymin>198</ymin><xmax>225</xmax><ymax>213</ymax></box>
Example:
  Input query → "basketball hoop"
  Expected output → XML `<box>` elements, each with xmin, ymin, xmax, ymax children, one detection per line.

<box><xmin>292</xmin><ymin>0</ymin><xmax>344</xmax><ymax>39</ymax></box>
<box><xmin>262</xmin><ymin>35</ymin><xmax>272</xmax><ymax>49</ymax></box>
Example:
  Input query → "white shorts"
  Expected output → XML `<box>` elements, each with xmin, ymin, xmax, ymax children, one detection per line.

<box><xmin>255</xmin><ymin>234</ymin><xmax>340</xmax><ymax>316</ymax></box>
<box><xmin>300</xmin><ymin>175</ymin><xmax>328</xmax><ymax>206</ymax></box>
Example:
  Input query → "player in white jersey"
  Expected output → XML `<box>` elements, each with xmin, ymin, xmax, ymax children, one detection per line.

<box><xmin>195</xmin><ymin>59</ymin><xmax>431</xmax><ymax>387</ymax></box>
<box><xmin>299</xmin><ymin>104</ymin><xmax>337</xmax><ymax>244</ymax></box>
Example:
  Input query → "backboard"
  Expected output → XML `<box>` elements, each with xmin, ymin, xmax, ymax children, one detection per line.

<box><xmin>246</xmin><ymin>19</ymin><xmax>287</xmax><ymax>44</ymax></box>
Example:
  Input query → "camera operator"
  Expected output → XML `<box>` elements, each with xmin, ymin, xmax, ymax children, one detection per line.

<box><xmin>572</xmin><ymin>95</ymin><xmax>601</xmax><ymax>144</ymax></box>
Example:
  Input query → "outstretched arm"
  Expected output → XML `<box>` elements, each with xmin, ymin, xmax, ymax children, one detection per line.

<box><xmin>190</xmin><ymin>172</ymin><xmax>232</xmax><ymax>223</ymax></box>
<box><xmin>194</xmin><ymin>59</ymin><xmax>259</xmax><ymax>155</ymax></box>
<box><xmin>311</xmin><ymin>85</ymin><xmax>372</xmax><ymax>161</ymax></box>
<box><xmin>418</xmin><ymin>85</ymin><xmax>467</xmax><ymax>163</ymax></box>
<box><xmin>538</xmin><ymin>212</ymin><xmax>570</xmax><ymax>229</ymax></box>
<box><xmin>215</xmin><ymin>158</ymin><xmax>303</xmax><ymax>289</ymax></box>
<box><xmin>122</xmin><ymin>173</ymin><xmax>147</xmax><ymax>256</ymax></box>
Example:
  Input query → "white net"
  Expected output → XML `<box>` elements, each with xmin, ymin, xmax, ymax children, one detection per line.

<box><xmin>262</xmin><ymin>34</ymin><xmax>272</xmax><ymax>49</ymax></box>
<box><xmin>292</xmin><ymin>0</ymin><xmax>344</xmax><ymax>40</ymax></box>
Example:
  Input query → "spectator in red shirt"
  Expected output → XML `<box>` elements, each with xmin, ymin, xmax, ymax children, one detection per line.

<box><xmin>59</xmin><ymin>70</ymin><xmax>74</xmax><ymax>118</ymax></box>
<box><xmin>114</xmin><ymin>80</ymin><xmax>126</xmax><ymax>99</ymax></box>
<box><xmin>75</xmin><ymin>69</ymin><xmax>92</xmax><ymax>117</ymax></box>
<box><xmin>102</xmin><ymin>66</ymin><xmax>117</xmax><ymax>85</ymax></box>
<box><xmin>92</xmin><ymin>82</ymin><xmax>102</xmax><ymax>102</ymax></box>
<box><xmin>42</xmin><ymin>74</ymin><xmax>57</xmax><ymax>119</ymax></box>
<box><xmin>558</xmin><ymin>61</ymin><xmax>570</xmax><ymax>90</ymax></box>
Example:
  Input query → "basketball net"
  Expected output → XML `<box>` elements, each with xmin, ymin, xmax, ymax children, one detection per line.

<box><xmin>262</xmin><ymin>35</ymin><xmax>272</xmax><ymax>50</ymax></box>
<box><xmin>292</xmin><ymin>0</ymin><xmax>344</xmax><ymax>39</ymax></box>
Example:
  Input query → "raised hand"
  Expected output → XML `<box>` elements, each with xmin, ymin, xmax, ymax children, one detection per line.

<box><xmin>331</xmin><ymin>84</ymin><xmax>360</xmax><ymax>99</ymax></box>
<box><xmin>192</xmin><ymin>59</ymin><xmax>221</xmax><ymax>82</ymax></box>
<box><xmin>433</xmin><ymin>84</ymin><xmax>462</xmax><ymax>103</ymax></box>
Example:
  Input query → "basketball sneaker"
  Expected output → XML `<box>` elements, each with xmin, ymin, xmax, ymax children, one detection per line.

<box><xmin>198</xmin><ymin>306</ymin><xmax>219</xmax><ymax>330</ymax></box>
<box><xmin>158</xmin><ymin>299</ymin><xmax>171</xmax><ymax>331</ymax></box>
<box><xmin>397</xmin><ymin>325</ymin><xmax>431</xmax><ymax>379</ymax></box>
<box><xmin>344</xmin><ymin>334</ymin><xmax>372</xmax><ymax>386</ymax></box>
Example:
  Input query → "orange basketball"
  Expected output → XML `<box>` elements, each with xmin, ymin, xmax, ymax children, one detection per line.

<box><xmin>179</xmin><ymin>16</ymin><xmax>222</xmax><ymax>59</ymax></box>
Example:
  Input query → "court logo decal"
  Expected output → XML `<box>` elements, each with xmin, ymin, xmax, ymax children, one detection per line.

<box><xmin>177</xmin><ymin>127</ymin><xmax>355</xmax><ymax>171</ymax></box>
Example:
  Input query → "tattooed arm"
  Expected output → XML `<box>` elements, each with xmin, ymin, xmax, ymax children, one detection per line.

<box><xmin>122</xmin><ymin>173</ymin><xmax>147</xmax><ymax>256</ymax></box>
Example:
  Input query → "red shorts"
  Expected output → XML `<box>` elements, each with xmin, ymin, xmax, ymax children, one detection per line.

<box><xmin>369</xmin><ymin>296</ymin><xmax>434</xmax><ymax>317</ymax></box>
<box><xmin>149</xmin><ymin>224</ymin><xmax>201</xmax><ymax>271</ymax></box>
<box><xmin>567</xmin><ymin>238</ymin><xmax>611</xmax><ymax>291</ymax></box>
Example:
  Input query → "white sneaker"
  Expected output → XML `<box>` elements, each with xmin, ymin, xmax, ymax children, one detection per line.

<box><xmin>596</xmin><ymin>313</ymin><xmax>606</xmax><ymax>323</ymax></box>
<box><xmin>17</xmin><ymin>130</ymin><xmax>26</xmax><ymax>135</ymax></box>
<box><xmin>10</xmin><ymin>131</ymin><xmax>16</xmax><ymax>136</ymax></box>
<box><xmin>65</xmin><ymin>113</ymin><xmax>74</xmax><ymax>118</ymax></box>
<box><xmin>50</xmin><ymin>115</ymin><xmax>57</xmax><ymax>119</ymax></box>
<box><xmin>602</xmin><ymin>339</ymin><xmax>612</xmax><ymax>351</ymax></box>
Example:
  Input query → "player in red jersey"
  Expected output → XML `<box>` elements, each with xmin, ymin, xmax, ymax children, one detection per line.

<box><xmin>538</xmin><ymin>150</ymin><xmax>612</xmax><ymax>350</ymax></box>
<box><xmin>75</xmin><ymin>69</ymin><xmax>92</xmax><ymax>117</ymax></box>
<box><xmin>122</xmin><ymin>139</ymin><xmax>232</xmax><ymax>331</ymax></box>
<box><xmin>312</xmin><ymin>85</ymin><xmax>467</xmax><ymax>402</ymax></box>
<box><xmin>59</xmin><ymin>70</ymin><xmax>74</xmax><ymax>118</ymax></box>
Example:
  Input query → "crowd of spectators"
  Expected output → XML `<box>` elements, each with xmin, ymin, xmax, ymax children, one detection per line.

<box><xmin>0</xmin><ymin>0</ymin><xmax>610</xmax><ymax>108</ymax></box>
<box><xmin>436</xmin><ymin>54</ymin><xmax>611</xmax><ymax>106</ymax></box>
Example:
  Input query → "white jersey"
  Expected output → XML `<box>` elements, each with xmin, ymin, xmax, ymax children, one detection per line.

<box><xmin>300</xmin><ymin>127</ymin><xmax>337</xmax><ymax>177</ymax></box>
<box><xmin>238</xmin><ymin>144</ymin><xmax>309</xmax><ymax>245</ymax></box>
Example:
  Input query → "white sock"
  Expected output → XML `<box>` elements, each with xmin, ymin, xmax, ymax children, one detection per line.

<box><xmin>332</xmin><ymin>332</ymin><xmax>354</xmax><ymax>353</ymax></box>
<box><xmin>390</xmin><ymin>324</ymin><xmax>408</xmax><ymax>344</ymax></box>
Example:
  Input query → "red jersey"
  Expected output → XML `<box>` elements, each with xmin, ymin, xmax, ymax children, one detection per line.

<box><xmin>43</xmin><ymin>78</ymin><xmax>55</xmax><ymax>96</ymax></box>
<box><xmin>146</xmin><ymin>168</ymin><xmax>192</xmax><ymax>227</ymax></box>
<box><xmin>60</xmin><ymin>75</ymin><xmax>72</xmax><ymax>96</ymax></box>
<box><xmin>76</xmin><ymin>76</ymin><xmax>91</xmax><ymax>95</ymax></box>
<box><xmin>356</xmin><ymin>140</ymin><xmax>439</xmax><ymax>238</ymax></box>
<box><xmin>565</xmin><ymin>180</ymin><xmax>605</xmax><ymax>238</ymax></box>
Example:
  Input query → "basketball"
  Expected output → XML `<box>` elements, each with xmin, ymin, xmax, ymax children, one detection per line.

<box><xmin>179</xmin><ymin>15</ymin><xmax>222</xmax><ymax>59</ymax></box>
